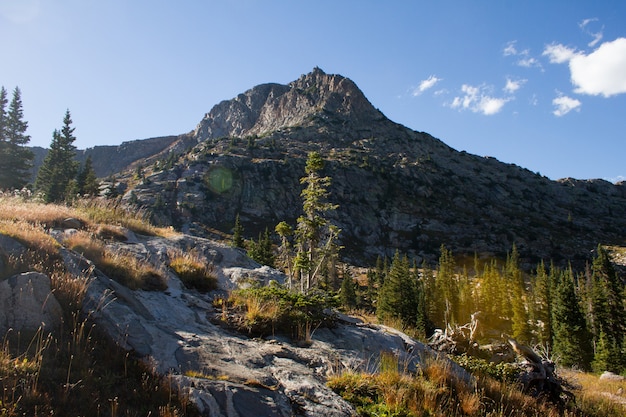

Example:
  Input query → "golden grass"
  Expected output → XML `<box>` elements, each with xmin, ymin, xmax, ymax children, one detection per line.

<box><xmin>561</xmin><ymin>369</ymin><xmax>626</xmax><ymax>416</ymax></box>
<box><xmin>168</xmin><ymin>249</ymin><xmax>217</xmax><ymax>292</ymax></box>
<box><xmin>0</xmin><ymin>195</ymin><xmax>177</xmax><ymax>238</ymax></box>
<box><xmin>64</xmin><ymin>230</ymin><xmax>167</xmax><ymax>291</ymax></box>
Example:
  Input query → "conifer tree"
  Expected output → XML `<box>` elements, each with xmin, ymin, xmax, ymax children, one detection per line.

<box><xmin>589</xmin><ymin>245</ymin><xmax>625</xmax><ymax>372</ymax></box>
<box><xmin>551</xmin><ymin>267</ymin><xmax>592</xmax><ymax>370</ymax></box>
<box><xmin>232</xmin><ymin>214</ymin><xmax>245</xmax><ymax>248</ymax></box>
<box><xmin>531</xmin><ymin>261</ymin><xmax>553</xmax><ymax>347</ymax></box>
<box><xmin>35</xmin><ymin>109</ymin><xmax>79</xmax><ymax>202</ymax></box>
<box><xmin>294</xmin><ymin>151</ymin><xmax>339</xmax><ymax>292</ymax></box>
<box><xmin>435</xmin><ymin>244</ymin><xmax>458</xmax><ymax>326</ymax></box>
<box><xmin>377</xmin><ymin>251</ymin><xmax>416</xmax><ymax>327</ymax></box>
<box><xmin>0</xmin><ymin>87</ymin><xmax>33</xmax><ymax>190</ymax></box>
<box><xmin>76</xmin><ymin>155</ymin><xmax>99</xmax><ymax>196</ymax></box>
<box><xmin>508</xmin><ymin>245</ymin><xmax>531</xmax><ymax>343</ymax></box>
<box><xmin>340</xmin><ymin>268</ymin><xmax>357</xmax><ymax>311</ymax></box>
<box><xmin>247</xmin><ymin>228</ymin><xmax>275</xmax><ymax>267</ymax></box>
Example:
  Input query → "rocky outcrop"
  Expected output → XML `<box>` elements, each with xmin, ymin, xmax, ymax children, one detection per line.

<box><xmin>44</xmin><ymin>226</ymin><xmax>459</xmax><ymax>416</ymax></box>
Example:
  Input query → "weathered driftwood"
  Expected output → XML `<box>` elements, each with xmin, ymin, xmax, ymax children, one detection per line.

<box><xmin>507</xmin><ymin>337</ymin><xmax>574</xmax><ymax>405</ymax></box>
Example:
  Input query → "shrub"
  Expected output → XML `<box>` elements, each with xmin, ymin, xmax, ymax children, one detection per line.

<box><xmin>225</xmin><ymin>285</ymin><xmax>336</xmax><ymax>340</ymax></box>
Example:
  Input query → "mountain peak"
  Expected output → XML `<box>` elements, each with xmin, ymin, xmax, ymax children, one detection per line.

<box><xmin>193</xmin><ymin>68</ymin><xmax>383</xmax><ymax>141</ymax></box>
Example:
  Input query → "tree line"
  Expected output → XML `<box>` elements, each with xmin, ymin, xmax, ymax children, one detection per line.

<box><xmin>236</xmin><ymin>152</ymin><xmax>625</xmax><ymax>374</ymax></box>
<box><xmin>0</xmin><ymin>86</ymin><xmax>98</xmax><ymax>201</ymax></box>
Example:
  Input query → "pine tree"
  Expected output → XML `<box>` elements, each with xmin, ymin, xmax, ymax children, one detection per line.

<box><xmin>508</xmin><ymin>245</ymin><xmax>531</xmax><ymax>344</ymax></box>
<box><xmin>589</xmin><ymin>245</ymin><xmax>625</xmax><ymax>373</ymax></box>
<box><xmin>435</xmin><ymin>244</ymin><xmax>458</xmax><ymax>326</ymax></box>
<box><xmin>247</xmin><ymin>228</ymin><xmax>275</xmax><ymax>267</ymax></box>
<box><xmin>340</xmin><ymin>268</ymin><xmax>357</xmax><ymax>311</ymax></box>
<box><xmin>232</xmin><ymin>214</ymin><xmax>245</xmax><ymax>248</ymax></box>
<box><xmin>0</xmin><ymin>87</ymin><xmax>33</xmax><ymax>190</ymax></box>
<box><xmin>35</xmin><ymin>109</ymin><xmax>79</xmax><ymax>202</ymax></box>
<box><xmin>531</xmin><ymin>261</ymin><xmax>553</xmax><ymax>347</ymax></box>
<box><xmin>294</xmin><ymin>151</ymin><xmax>339</xmax><ymax>292</ymax></box>
<box><xmin>377</xmin><ymin>251</ymin><xmax>416</xmax><ymax>327</ymax></box>
<box><xmin>551</xmin><ymin>267</ymin><xmax>593</xmax><ymax>370</ymax></box>
<box><xmin>76</xmin><ymin>155</ymin><xmax>99</xmax><ymax>196</ymax></box>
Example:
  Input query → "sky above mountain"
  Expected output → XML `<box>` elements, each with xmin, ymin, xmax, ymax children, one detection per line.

<box><xmin>1</xmin><ymin>1</ymin><xmax>625</xmax><ymax>181</ymax></box>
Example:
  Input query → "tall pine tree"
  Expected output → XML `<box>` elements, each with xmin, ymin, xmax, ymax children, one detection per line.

<box><xmin>35</xmin><ymin>109</ymin><xmax>79</xmax><ymax>202</ymax></box>
<box><xmin>551</xmin><ymin>267</ymin><xmax>593</xmax><ymax>370</ymax></box>
<box><xmin>377</xmin><ymin>251</ymin><xmax>417</xmax><ymax>328</ymax></box>
<box><xmin>0</xmin><ymin>87</ymin><xmax>33</xmax><ymax>190</ymax></box>
<box><xmin>589</xmin><ymin>245</ymin><xmax>625</xmax><ymax>373</ymax></box>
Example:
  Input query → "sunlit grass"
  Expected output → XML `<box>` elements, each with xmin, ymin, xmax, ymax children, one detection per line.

<box><xmin>561</xmin><ymin>369</ymin><xmax>626</xmax><ymax>416</ymax></box>
<box><xmin>168</xmin><ymin>249</ymin><xmax>217</xmax><ymax>292</ymax></box>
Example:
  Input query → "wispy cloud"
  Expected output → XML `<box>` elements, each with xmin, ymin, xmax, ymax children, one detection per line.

<box><xmin>552</xmin><ymin>93</ymin><xmax>581</xmax><ymax>116</ymax></box>
<box><xmin>544</xmin><ymin>38</ymin><xmax>626</xmax><ymax>97</ymax></box>
<box><xmin>450</xmin><ymin>84</ymin><xmax>510</xmax><ymax>115</ymax></box>
<box><xmin>579</xmin><ymin>18</ymin><xmax>603</xmax><ymax>47</ymax></box>
<box><xmin>412</xmin><ymin>75</ymin><xmax>442</xmax><ymax>96</ymax></box>
<box><xmin>503</xmin><ymin>78</ymin><xmax>526</xmax><ymax>94</ymax></box>
<box><xmin>503</xmin><ymin>41</ymin><xmax>543</xmax><ymax>69</ymax></box>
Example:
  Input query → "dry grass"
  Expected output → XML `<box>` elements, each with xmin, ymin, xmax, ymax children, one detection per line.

<box><xmin>0</xmin><ymin>195</ymin><xmax>176</xmax><ymax>238</ymax></box>
<box><xmin>168</xmin><ymin>249</ymin><xmax>217</xmax><ymax>292</ymax></box>
<box><xmin>63</xmin><ymin>229</ymin><xmax>167</xmax><ymax>291</ymax></box>
<box><xmin>327</xmin><ymin>352</ymin><xmax>592</xmax><ymax>417</ymax></box>
<box><xmin>561</xmin><ymin>369</ymin><xmax>626</xmax><ymax>416</ymax></box>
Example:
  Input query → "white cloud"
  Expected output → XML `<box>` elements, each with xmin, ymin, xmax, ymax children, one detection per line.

<box><xmin>570</xmin><ymin>38</ymin><xmax>626</xmax><ymax>97</ymax></box>
<box><xmin>542</xmin><ymin>43</ymin><xmax>577</xmax><ymax>64</ymax></box>
<box><xmin>412</xmin><ymin>75</ymin><xmax>442</xmax><ymax>96</ymax></box>
<box><xmin>504</xmin><ymin>41</ymin><xmax>542</xmax><ymax>69</ymax></box>
<box><xmin>503</xmin><ymin>41</ymin><xmax>518</xmax><ymax>56</ymax></box>
<box><xmin>545</xmin><ymin>38</ymin><xmax>626</xmax><ymax>97</ymax></box>
<box><xmin>450</xmin><ymin>84</ymin><xmax>510</xmax><ymax>115</ymax></box>
<box><xmin>552</xmin><ymin>94</ymin><xmax>581</xmax><ymax>116</ymax></box>
<box><xmin>504</xmin><ymin>78</ymin><xmax>526</xmax><ymax>94</ymax></box>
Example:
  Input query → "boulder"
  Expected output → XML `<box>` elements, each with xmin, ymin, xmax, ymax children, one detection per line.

<box><xmin>0</xmin><ymin>272</ymin><xmax>63</xmax><ymax>335</ymax></box>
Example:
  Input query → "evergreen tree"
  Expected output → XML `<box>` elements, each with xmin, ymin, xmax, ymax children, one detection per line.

<box><xmin>377</xmin><ymin>251</ymin><xmax>416</xmax><ymax>327</ymax></box>
<box><xmin>551</xmin><ymin>267</ymin><xmax>593</xmax><ymax>370</ymax></box>
<box><xmin>531</xmin><ymin>261</ymin><xmax>553</xmax><ymax>347</ymax></box>
<box><xmin>35</xmin><ymin>109</ymin><xmax>79</xmax><ymax>202</ymax></box>
<box><xmin>275</xmin><ymin>220</ymin><xmax>294</xmax><ymax>287</ymax></box>
<box><xmin>435</xmin><ymin>244</ymin><xmax>458</xmax><ymax>326</ymax></box>
<box><xmin>340</xmin><ymin>268</ymin><xmax>357</xmax><ymax>311</ymax></box>
<box><xmin>0</xmin><ymin>87</ymin><xmax>33</xmax><ymax>190</ymax></box>
<box><xmin>247</xmin><ymin>228</ymin><xmax>275</xmax><ymax>267</ymax></box>
<box><xmin>76</xmin><ymin>155</ymin><xmax>99</xmax><ymax>196</ymax></box>
<box><xmin>589</xmin><ymin>245</ymin><xmax>625</xmax><ymax>373</ymax></box>
<box><xmin>508</xmin><ymin>245</ymin><xmax>531</xmax><ymax>343</ymax></box>
<box><xmin>294</xmin><ymin>151</ymin><xmax>339</xmax><ymax>292</ymax></box>
<box><xmin>232</xmin><ymin>214</ymin><xmax>245</xmax><ymax>248</ymax></box>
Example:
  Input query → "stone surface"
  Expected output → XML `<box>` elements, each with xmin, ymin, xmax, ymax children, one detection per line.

<box><xmin>0</xmin><ymin>272</ymin><xmax>63</xmax><ymax>334</ymax></box>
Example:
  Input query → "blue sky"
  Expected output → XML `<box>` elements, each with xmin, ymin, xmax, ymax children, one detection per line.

<box><xmin>1</xmin><ymin>1</ymin><xmax>625</xmax><ymax>181</ymax></box>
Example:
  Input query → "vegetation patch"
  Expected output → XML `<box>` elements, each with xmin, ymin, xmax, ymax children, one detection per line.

<box><xmin>168</xmin><ymin>249</ymin><xmax>217</xmax><ymax>292</ymax></box>
<box><xmin>220</xmin><ymin>285</ymin><xmax>336</xmax><ymax>341</ymax></box>
<box><xmin>64</xmin><ymin>230</ymin><xmax>167</xmax><ymax>291</ymax></box>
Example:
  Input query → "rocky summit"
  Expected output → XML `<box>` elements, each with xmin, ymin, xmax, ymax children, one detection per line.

<box><xmin>96</xmin><ymin>67</ymin><xmax>625</xmax><ymax>266</ymax></box>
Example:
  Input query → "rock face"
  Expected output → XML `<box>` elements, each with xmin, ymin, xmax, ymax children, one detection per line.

<box><xmin>106</xmin><ymin>67</ymin><xmax>626</xmax><ymax>267</ymax></box>
<box><xmin>0</xmin><ymin>272</ymin><xmax>63</xmax><ymax>335</ymax></box>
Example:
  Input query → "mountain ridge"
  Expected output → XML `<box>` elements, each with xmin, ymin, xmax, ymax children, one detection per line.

<box><xmin>29</xmin><ymin>68</ymin><xmax>626</xmax><ymax>266</ymax></box>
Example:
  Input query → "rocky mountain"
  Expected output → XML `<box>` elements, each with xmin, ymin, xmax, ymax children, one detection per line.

<box><xmin>60</xmin><ymin>68</ymin><xmax>626</xmax><ymax>266</ymax></box>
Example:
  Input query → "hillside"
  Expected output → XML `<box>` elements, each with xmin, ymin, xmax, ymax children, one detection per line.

<box><xmin>89</xmin><ymin>67</ymin><xmax>626</xmax><ymax>267</ymax></box>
